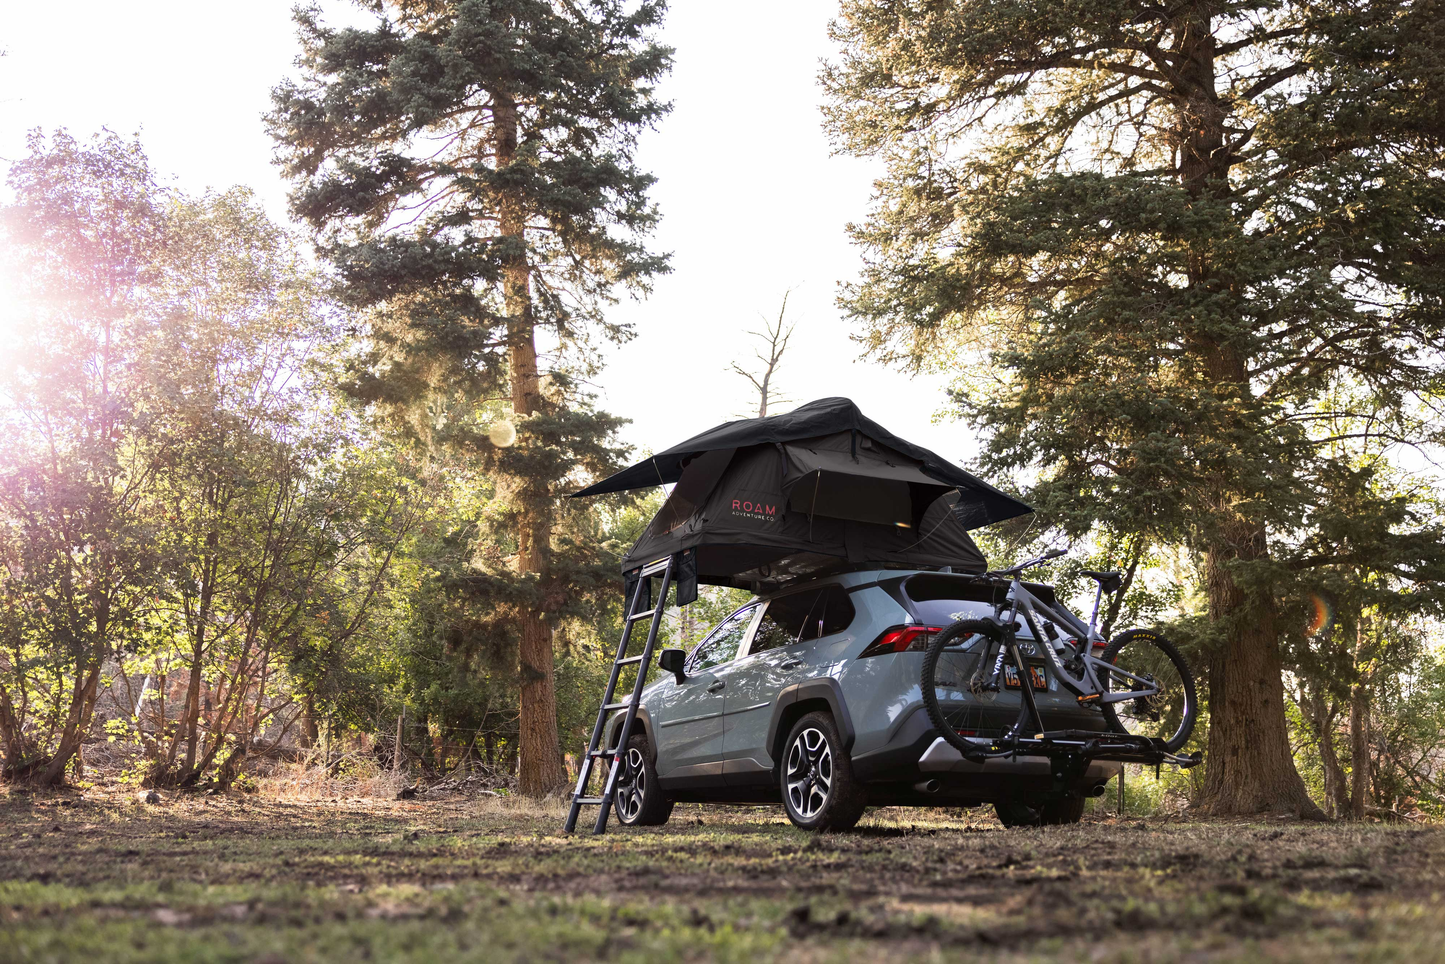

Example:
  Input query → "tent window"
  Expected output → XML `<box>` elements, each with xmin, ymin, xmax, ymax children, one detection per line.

<box><xmin>788</xmin><ymin>471</ymin><xmax>913</xmax><ymax>527</ymax></box>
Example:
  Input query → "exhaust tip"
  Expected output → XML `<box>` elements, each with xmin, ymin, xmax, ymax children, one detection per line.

<box><xmin>1087</xmin><ymin>783</ymin><xmax>1107</xmax><ymax>798</ymax></box>
<box><xmin>913</xmin><ymin>779</ymin><xmax>941</xmax><ymax>794</ymax></box>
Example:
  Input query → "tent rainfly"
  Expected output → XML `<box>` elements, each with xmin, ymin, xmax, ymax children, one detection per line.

<box><xmin>573</xmin><ymin>397</ymin><xmax>1033</xmax><ymax>594</ymax></box>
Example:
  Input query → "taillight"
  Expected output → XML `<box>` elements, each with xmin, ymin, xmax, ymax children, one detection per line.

<box><xmin>858</xmin><ymin>625</ymin><xmax>944</xmax><ymax>658</ymax></box>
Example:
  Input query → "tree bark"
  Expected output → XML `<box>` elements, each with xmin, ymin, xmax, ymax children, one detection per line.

<box><xmin>1306</xmin><ymin>686</ymin><xmax>1348</xmax><ymax>818</ymax></box>
<box><xmin>39</xmin><ymin>661</ymin><xmax>103</xmax><ymax>786</ymax></box>
<box><xmin>300</xmin><ymin>696</ymin><xmax>320</xmax><ymax>749</ymax></box>
<box><xmin>1349</xmin><ymin>616</ymin><xmax>1371</xmax><ymax>819</ymax></box>
<box><xmin>392</xmin><ymin>710</ymin><xmax>405</xmax><ymax>773</ymax></box>
<box><xmin>179</xmin><ymin>641</ymin><xmax>204</xmax><ymax>778</ymax></box>
<box><xmin>495</xmin><ymin>90</ymin><xmax>567</xmax><ymax>797</ymax></box>
<box><xmin>1196</xmin><ymin>526</ymin><xmax>1323</xmax><ymax>816</ymax></box>
<box><xmin>0</xmin><ymin>680</ymin><xmax>29</xmax><ymax>771</ymax></box>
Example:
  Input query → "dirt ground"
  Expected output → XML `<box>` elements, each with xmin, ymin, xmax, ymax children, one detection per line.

<box><xmin>2</xmin><ymin>787</ymin><xmax>1443</xmax><ymax>963</ymax></box>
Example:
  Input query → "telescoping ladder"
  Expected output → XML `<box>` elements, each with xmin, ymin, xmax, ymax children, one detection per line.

<box><xmin>564</xmin><ymin>554</ymin><xmax>675</xmax><ymax>834</ymax></box>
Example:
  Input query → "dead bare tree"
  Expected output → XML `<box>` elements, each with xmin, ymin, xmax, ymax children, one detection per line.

<box><xmin>731</xmin><ymin>290</ymin><xmax>797</xmax><ymax>418</ymax></box>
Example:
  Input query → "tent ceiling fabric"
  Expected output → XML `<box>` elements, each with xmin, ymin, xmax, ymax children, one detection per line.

<box><xmin>573</xmin><ymin>397</ymin><xmax>1031</xmax><ymax>529</ymax></box>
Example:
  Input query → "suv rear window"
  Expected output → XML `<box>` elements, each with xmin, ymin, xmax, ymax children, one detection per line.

<box><xmin>896</xmin><ymin>573</ymin><xmax>1058</xmax><ymax>627</ymax></box>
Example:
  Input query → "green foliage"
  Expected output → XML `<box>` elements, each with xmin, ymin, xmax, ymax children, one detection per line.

<box><xmin>267</xmin><ymin>0</ymin><xmax>673</xmax><ymax>793</ymax></box>
<box><xmin>0</xmin><ymin>133</ymin><xmax>415</xmax><ymax>787</ymax></box>
<box><xmin>266</xmin><ymin>0</ymin><xmax>672</xmax><ymax>422</ymax></box>
<box><xmin>1372</xmin><ymin>646</ymin><xmax>1445</xmax><ymax>817</ymax></box>
<box><xmin>0</xmin><ymin>129</ymin><xmax>169</xmax><ymax>782</ymax></box>
<box><xmin>825</xmin><ymin>0</ymin><xmax>1445</xmax><ymax>810</ymax></box>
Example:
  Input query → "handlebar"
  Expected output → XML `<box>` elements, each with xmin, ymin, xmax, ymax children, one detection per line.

<box><xmin>989</xmin><ymin>547</ymin><xmax>1065</xmax><ymax>578</ymax></box>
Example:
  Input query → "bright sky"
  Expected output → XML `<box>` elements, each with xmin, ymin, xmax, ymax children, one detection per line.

<box><xmin>0</xmin><ymin>1</ymin><xmax>976</xmax><ymax>467</ymax></box>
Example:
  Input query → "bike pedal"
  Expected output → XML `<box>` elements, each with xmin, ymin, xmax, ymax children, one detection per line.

<box><xmin>1076</xmin><ymin>693</ymin><xmax>1101</xmax><ymax>704</ymax></box>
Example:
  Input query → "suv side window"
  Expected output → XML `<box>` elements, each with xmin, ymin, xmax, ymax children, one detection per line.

<box><xmin>688</xmin><ymin>605</ymin><xmax>756</xmax><ymax>672</ymax></box>
<box><xmin>749</xmin><ymin>589</ymin><xmax>824</xmax><ymax>655</ymax></box>
<box><xmin>810</xmin><ymin>585</ymin><xmax>857</xmax><ymax>639</ymax></box>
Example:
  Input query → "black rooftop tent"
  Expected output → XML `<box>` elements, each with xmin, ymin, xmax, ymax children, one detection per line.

<box><xmin>574</xmin><ymin>397</ymin><xmax>1033</xmax><ymax>594</ymax></box>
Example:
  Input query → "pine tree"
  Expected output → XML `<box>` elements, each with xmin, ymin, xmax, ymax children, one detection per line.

<box><xmin>825</xmin><ymin>0</ymin><xmax>1445</xmax><ymax>813</ymax></box>
<box><xmin>269</xmin><ymin>0</ymin><xmax>671</xmax><ymax>794</ymax></box>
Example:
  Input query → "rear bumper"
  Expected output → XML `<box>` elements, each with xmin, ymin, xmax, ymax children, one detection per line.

<box><xmin>917</xmin><ymin>736</ymin><xmax>1122</xmax><ymax>782</ymax></box>
<box><xmin>850</xmin><ymin>704</ymin><xmax>1120</xmax><ymax>804</ymax></box>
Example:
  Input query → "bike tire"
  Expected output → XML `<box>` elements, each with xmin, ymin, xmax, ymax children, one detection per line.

<box><xmin>1099</xmin><ymin>629</ymin><xmax>1197</xmax><ymax>752</ymax></box>
<box><xmin>920</xmin><ymin>619</ymin><xmax>1006</xmax><ymax>755</ymax></box>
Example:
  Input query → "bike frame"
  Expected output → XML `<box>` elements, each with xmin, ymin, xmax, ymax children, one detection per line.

<box><xmin>930</xmin><ymin>553</ymin><xmax>1204</xmax><ymax>773</ymax></box>
<box><xmin>964</xmin><ymin>575</ymin><xmax>1161</xmax><ymax>707</ymax></box>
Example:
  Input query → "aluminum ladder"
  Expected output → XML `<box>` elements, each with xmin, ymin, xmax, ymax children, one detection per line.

<box><xmin>564</xmin><ymin>553</ymin><xmax>674</xmax><ymax>834</ymax></box>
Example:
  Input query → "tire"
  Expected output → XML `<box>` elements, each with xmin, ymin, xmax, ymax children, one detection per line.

<box><xmin>613</xmin><ymin>735</ymin><xmax>673</xmax><ymax>827</ymax></box>
<box><xmin>1099</xmin><ymin>629</ymin><xmax>1198</xmax><ymax>752</ymax></box>
<box><xmin>995</xmin><ymin>794</ymin><xmax>1085</xmax><ymax>828</ymax></box>
<box><xmin>780</xmin><ymin>711</ymin><xmax>867</xmax><ymax>832</ymax></box>
<box><xmin>920</xmin><ymin>619</ymin><xmax>1007</xmax><ymax>755</ymax></box>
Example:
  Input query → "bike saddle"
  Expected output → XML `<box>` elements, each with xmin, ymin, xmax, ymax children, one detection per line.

<box><xmin>1082</xmin><ymin>569</ymin><xmax>1124</xmax><ymax>594</ymax></box>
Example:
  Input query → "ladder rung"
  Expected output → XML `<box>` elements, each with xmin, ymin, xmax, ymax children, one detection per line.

<box><xmin>628</xmin><ymin>607</ymin><xmax>659</xmax><ymax>621</ymax></box>
<box><xmin>589</xmin><ymin>749</ymin><xmax>616</xmax><ymax>758</ymax></box>
<box><xmin>573</xmin><ymin>796</ymin><xmax>605</xmax><ymax>806</ymax></box>
<box><xmin>602</xmin><ymin>702</ymin><xmax>631</xmax><ymax>711</ymax></box>
<box><xmin>640</xmin><ymin>558</ymin><xmax>671</xmax><ymax>576</ymax></box>
<box><xmin>616</xmin><ymin>655</ymin><xmax>646</xmax><ymax>665</ymax></box>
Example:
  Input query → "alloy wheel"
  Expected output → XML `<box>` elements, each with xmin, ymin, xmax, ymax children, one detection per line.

<box><xmin>616</xmin><ymin>746</ymin><xmax>647</xmax><ymax>822</ymax></box>
<box><xmin>785</xmin><ymin>727</ymin><xmax>832</xmax><ymax>819</ymax></box>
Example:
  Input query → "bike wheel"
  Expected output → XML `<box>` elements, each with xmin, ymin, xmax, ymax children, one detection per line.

<box><xmin>920</xmin><ymin>619</ymin><xmax>1006</xmax><ymax>755</ymax></box>
<box><xmin>1099</xmin><ymin>629</ymin><xmax>1197</xmax><ymax>752</ymax></box>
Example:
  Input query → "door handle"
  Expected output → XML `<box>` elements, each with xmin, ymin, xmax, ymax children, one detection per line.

<box><xmin>706</xmin><ymin>680</ymin><xmax>725</xmax><ymax>693</ymax></box>
<box><xmin>780</xmin><ymin>659</ymin><xmax>803</xmax><ymax>670</ymax></box>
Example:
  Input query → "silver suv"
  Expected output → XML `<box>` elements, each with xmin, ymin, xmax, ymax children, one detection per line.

<box><xmin>605</xmin><ymin>568</ymin><xmax>1119</xmax><ymax>831</ymax></box>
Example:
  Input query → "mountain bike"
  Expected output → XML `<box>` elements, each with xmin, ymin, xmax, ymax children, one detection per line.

<box><xmin>919</xmin><ymin>549</ymin><xmax>1198</xmax><ymax>760</ymax></box>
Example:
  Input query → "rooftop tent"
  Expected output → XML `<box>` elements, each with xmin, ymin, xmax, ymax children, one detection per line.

<box><xmin>574</xmin><ymin>397</ymin><xmax>1033</xmax><ymax>593</ymax></box>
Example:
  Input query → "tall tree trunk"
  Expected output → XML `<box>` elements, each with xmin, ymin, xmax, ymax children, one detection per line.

<box><xmin>180</xmin><ymin>637</ymin><xmax>205</xmax><ymax>777</ymax></box>
<box><xmin>0</xmin><ymin>680</ymin><xmax>28</xmax><ymax>771</ymax></box>
<box><xmin>300</xmin><ymin>695</ymin><xmax>320</xmax><ymax>749</ymax></box>
<box><xmin>180</xmin><ymin>546</ymin><xmax>219</xmax><ymax>779</ymax></box>
<box><xmin>495</xmin><ymin>90</ymin><xmax>567</xmax><ymax>797</ymax></box>
<box><xmin>1348</xmin><ymin>685</ymin><xmax>1370</xmax><ymax>819</ymax></box>
<box><xmin>1197</xmin><ymin>521</ymin><xmax>1322</xmax><ymax>816</ymax></box>
<box><xmin>39</xmin><ymin>661</ymin><xmax>102</xmax><ymax>786</ymax></box>
<box><xmin>1306</xmin><ymin>686</ymin><xmax>1348</xmax><ymax>818</ymax></box>
<box><xmin>1349</xmin><ymin>616</ymin><xmax>1371</xmax><ymax>819</ymax></box>
<box><xmin>1175</xmin><ymin>11</ymin><xmax>1319</xmax><ymax>817</ymax></box>
<box><xmin>392</xmin><ymin>711</ymin><xmax>405</xmax><ymax>773</ymax></box>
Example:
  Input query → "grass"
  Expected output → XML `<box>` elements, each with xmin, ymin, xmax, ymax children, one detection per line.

<box><xmin>2</xmin><ymin>786</ymin><xmax>1443</xmax><ymax>963</ymax></box>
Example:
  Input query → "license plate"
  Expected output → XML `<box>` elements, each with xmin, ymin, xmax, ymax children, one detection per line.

<box><xmin>1004</xmin><ymin>664</ymin><xmax>1048</xmax><ymax>689</ymax></box>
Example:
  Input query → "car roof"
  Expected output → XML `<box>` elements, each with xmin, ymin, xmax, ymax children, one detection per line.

<box><xmin>750</xmin><ymin>567</ymin><xmax>932</xmax><ymax>603</ymax></box>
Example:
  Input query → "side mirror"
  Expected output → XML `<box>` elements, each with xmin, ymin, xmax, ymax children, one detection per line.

<box><xmin>658</xmin><ymin>648</ymin><xmax>687</xmax><ymax>684</ymax></box>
